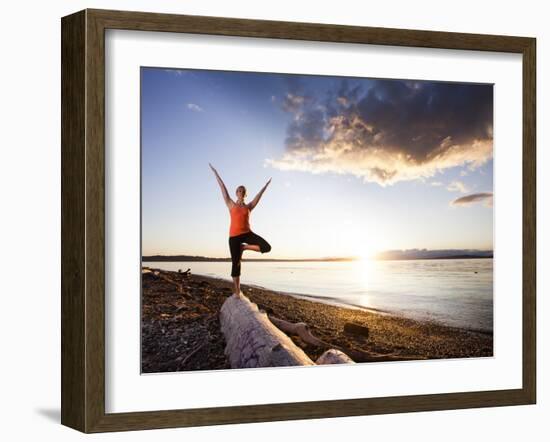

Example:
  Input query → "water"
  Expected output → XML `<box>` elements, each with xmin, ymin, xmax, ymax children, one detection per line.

<box><xmin>143</xmin><ymin>259</ymin><xmax>493</xmax><ymax>332</ymax></box>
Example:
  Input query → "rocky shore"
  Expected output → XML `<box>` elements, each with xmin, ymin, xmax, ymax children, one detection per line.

<box><xmin>141</xmin><ymin>268</ymin><xmax>493</xmax><ymax>373</ymax></box>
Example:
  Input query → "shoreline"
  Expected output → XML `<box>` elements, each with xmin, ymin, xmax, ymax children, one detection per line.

<box><xmin>254</xmin><ymin>286</ymin><xmax>494</xmax><ymax>336</ymax></box>
<box><xmin>251</xmin><ymin>286</ymin><xmax>391</xmax><ymax>314</ymax></box>
<box><xmin>142</xmin><ymin>255</ymin><xmax>493</xmax><ymax>262</ymax></box>
<box><xmin>141</xmin><ymin>268</ymin><xmax>493</xmax><ymax>373</ymax></box>
<box><xmin>144</xmin><ymin>265</ymin><xmax>493</xmax><ymax>335</ymax></box>
<box><xmin>159</xmin><ymin>271</ymin><xmax>390</xmax><ymax>314</ymax></box>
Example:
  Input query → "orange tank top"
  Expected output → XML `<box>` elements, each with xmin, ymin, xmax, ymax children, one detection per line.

<box><xmin>229</xmin><ymin>204</ymin><xmax>251</xmax><ymax>237</ymax></box>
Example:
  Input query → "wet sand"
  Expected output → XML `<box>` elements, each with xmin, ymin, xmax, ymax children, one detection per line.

<box><xmin>141</xmin><ymin>268</ymin><xmax>493</xmax><ymax>373</ymax></box>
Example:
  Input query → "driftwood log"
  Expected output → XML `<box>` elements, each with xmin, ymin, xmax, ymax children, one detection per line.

<box><xmin>220</xmin><ymin>293</ymin><xmax>419</xmax><ymax>367</ymax></box>
<box><xmin>220</xmin><ymin>294</ymin><xmax>316</xmax><ymax>368</ymax></box>
<box><xmin>267</xmin><ymin>316</ymin><xmax>356</xmax><ymax>363</ymax></box>
<box><xmin>266</xmin><ymin>310</ymin><xmax>412</xmax><ymax>363</ymax></box>
<box><xmin>267</xmin><ymin>316</ymin><xmax>328</xmax><ymax>348</ymax></box>
<box><xmin>316</xmin><ymin>349</ymin><xmax>355</xmax><ymax>364</ymax></box>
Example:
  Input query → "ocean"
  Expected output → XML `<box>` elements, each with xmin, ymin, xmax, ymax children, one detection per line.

<box><xmin>142</xmin><ymin>258</ymin><xmax>493</xmax><ymax>333</ymax></box>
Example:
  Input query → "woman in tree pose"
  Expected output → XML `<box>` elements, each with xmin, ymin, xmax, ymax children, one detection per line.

<box><xmin>209</xmin><ymin>163</ymin><xmax>272</xmax><ymax>297</ymax></box>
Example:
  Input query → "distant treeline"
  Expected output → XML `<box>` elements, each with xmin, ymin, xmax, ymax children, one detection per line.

<box><xmin>143</xmin><ymin>249</ymin><xmax>493</xmax><ymax>262</ymax></box>
<box><xmin>375</xmin><ymin>249</ymin><xmax>493</xmax><ymax>260</ymax></box>
<box><xmin>142</xmin><ymin>255</ymin><xmax>354</xmax><ymax>262</ymax></box>
<box><xmin>143</xmin><ymin>255</ymin><xmax>231</xmax><ymax>262</ymax></box>
<box><xmin>376</xmin><ymin>254</ymin><xmax>493</xmax><ymax>261</ymax></box>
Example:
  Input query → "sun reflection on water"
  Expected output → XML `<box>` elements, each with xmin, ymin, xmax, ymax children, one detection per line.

<box><xmin>351</xmin><ymin>257</ymin><xmax>376</xmax><ymax>308</ymax></box>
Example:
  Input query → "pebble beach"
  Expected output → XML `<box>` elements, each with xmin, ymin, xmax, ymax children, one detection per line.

<box><xmin>141</xmin><ymin>268</ymin><xmax>493</xmax><ymax>373</ymax></box>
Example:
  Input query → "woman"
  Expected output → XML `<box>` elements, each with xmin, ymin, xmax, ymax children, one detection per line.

<box><xmin>209</xmin><ymin>163</ymin><xmax>272</xmax><ymax>297</ymax></box>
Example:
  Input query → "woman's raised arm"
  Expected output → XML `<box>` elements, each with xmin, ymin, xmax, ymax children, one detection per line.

<box><xmin>248</xmin><ymin>178</ymin><xmax>272</xmax><ymax>211</ymax></box>
<box><xmin>209</xmin><ymin>163</ymin><xmax>234</xmax><ymax>209</ymax></box>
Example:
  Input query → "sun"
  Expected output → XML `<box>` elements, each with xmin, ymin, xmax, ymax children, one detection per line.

<box><xmin>354</xmin><ymin>245</ymin><xmax>379</xmax><ymax>261</ymax></box>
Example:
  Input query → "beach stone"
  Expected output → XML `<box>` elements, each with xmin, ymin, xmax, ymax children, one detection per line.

<box><xmin>343</xmin><ymin>322</ymin><xmax>369</xmax><ymax>339</ymax></box>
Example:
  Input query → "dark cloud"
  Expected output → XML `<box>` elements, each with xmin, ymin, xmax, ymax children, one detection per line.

<box><xmin>279</xmin><ymin>76</ymin><xmax>316</xmax><ymax>114</ymax></box>
<box><xmin>267</xmin><ymin>78</ymin><xmax>493</xmax><ymax>185</ymax></box>
<box><xmin>451</xmin><ymin>192</ymin><xmax>493</xmax><ymax>207</ymax></box>
<box><xmin>280</xmin><ymin>93</ymin><xmax>309</xmax><ymax>114</ymax></box>
<box><xmin>353</xmin><ymin>80</ymin><xmax>493</xmax><ymax>161</ymax></box>
<box><xmin>284</xmin><ymin>105</ymin><xmax>325</xmax><ymax>149</ymax></box>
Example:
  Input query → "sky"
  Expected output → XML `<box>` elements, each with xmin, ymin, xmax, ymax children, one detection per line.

<box><xmin>141</xmin><ymin>67</ymin><xmax>494</xmax><ymax>259</ymax></box>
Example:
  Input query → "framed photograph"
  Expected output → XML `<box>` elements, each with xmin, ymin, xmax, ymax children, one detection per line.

<box><xmin>61</xmin><ymin>8</ymin><xmax>536</xmax><ymax>433</ymax></box>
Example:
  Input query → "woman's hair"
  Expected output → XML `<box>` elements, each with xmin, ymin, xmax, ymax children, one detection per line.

<box><xmin>236</xmin><ymin>185</ymin><xmax>247</xmax><ymax>197</ymax></box>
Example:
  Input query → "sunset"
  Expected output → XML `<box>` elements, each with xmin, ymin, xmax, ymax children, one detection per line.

<box><xmin>140</xmin><ymin>66</ymin><xmax>494</xmax><ymax>374</ymax></box>
<box><xmin>141</xmin><ymin>68</ymin><xmax>493</xmax><ymax>260</ymax></box>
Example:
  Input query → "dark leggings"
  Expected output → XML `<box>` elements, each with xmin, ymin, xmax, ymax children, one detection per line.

<box><xmin>229</xmin><ymin>231</ymin><xmax>271</xmax><ymax>277</ymax></box>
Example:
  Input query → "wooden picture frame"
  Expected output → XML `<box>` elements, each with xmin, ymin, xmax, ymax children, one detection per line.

<box><xmin>61</xmin><ymin>8</ymin><xmax>536</xmax><ymax>433</ymax></box>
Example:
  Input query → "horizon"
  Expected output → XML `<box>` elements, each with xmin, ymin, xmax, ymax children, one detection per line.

<box><xmin>141</xmin><ymin>68</ymin><xmax>493</xmax><ymax>258</ymax></box>
<box><xmin>142</xmin><ymin>247</ymin><xmax>494</xmax><ymax>262</ymax></box>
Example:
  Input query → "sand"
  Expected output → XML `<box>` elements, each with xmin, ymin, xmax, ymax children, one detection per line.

<box><xmin>141</xmin><ymin>268</ymin><xmax>493</xmax><ymax>373</ymax></box>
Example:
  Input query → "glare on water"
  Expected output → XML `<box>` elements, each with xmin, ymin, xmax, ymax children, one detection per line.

<box><xmin>143</xmin><ymin>258</ymin><xmax>493</xmax><ymax>332</ymax></box>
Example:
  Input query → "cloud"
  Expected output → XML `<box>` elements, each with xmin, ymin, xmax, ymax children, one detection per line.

<box><xmin>187</xmin><ymin>103</ymin><xmax>204</xmax><ymax>112</ymax></box>
<box><xmin>447</xmin><ymin>180</ymin><xmax>469</xmax><ymax>193</ymax></box>
<box><xmin>280</xmin><ymin>93</ymin><xmax>312</xmax><ymax>114</ymax></box>
<box><xmin>451</xmin><ymin>192</ymin><xmax>493</xmax><ymax>207</ymax></box>
<box><xmin>266</xmin><ymin>78</ymin><xmax>493</xmax><ymax>186</ymax></box>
